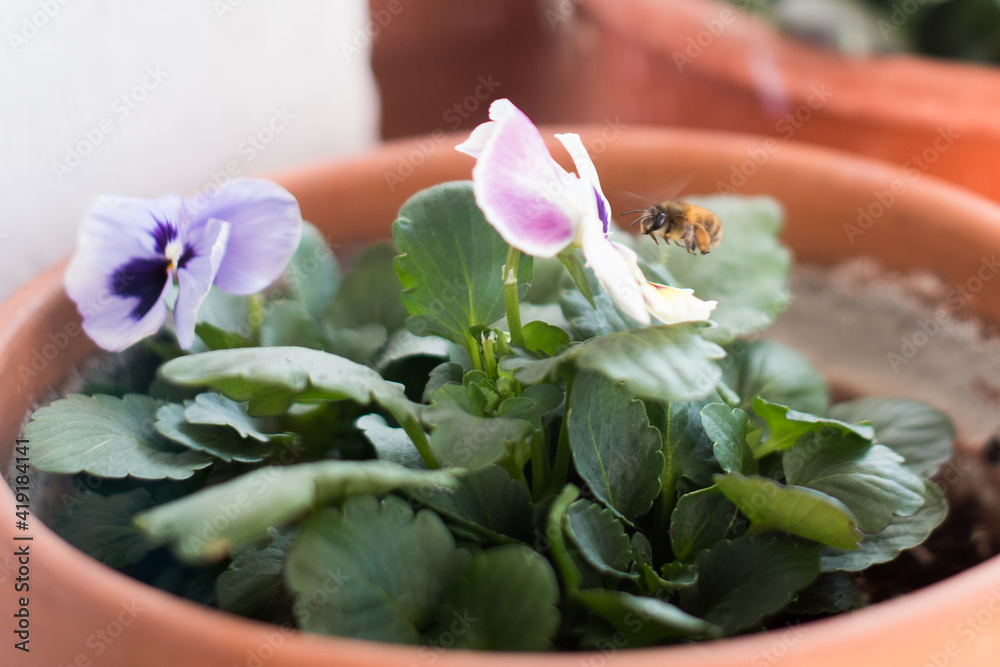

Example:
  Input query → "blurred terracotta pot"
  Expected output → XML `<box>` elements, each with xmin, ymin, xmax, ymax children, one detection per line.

<box><xmin>568</xmin><ymin>0</ymin><xmax>1000</xmax><ymax>204</ymax></box>
<box><xmin>3</xmin><ymin>127</ymin><xmax>1000</xmax><ymax>666</ymax></box>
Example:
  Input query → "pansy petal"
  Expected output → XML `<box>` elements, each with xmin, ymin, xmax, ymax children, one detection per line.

<box><xmin>642</xmin><ymin>282</ymin><xmax>718</xmax><ymax>324</ymax></box>
<box><xmin>555</xmin><ymin>132</ymin><xmax>612</xmax><ymax>235</ymax></box>
<box><xmin>455</xmin><ymin>120</ymin><xmax>496</xmax><ymax>159</ymax></box>
<box><xmin>185</xmin><ymin>178</ymin><xmax>302</xmax><ymax>294</ymax></box>
<box><xmin>584</xmin><ymin>231</ymin><xmax>650</xmax><ymax>325</ymax></box>
<box><xmin>471</xmin><ymin>99</ymin><xmax>580</xmax><ymax>258</ymax></box>
<box><xmin>173</xmin><ymin>219</ymin><xmax>231</xmax><ymax>349</ymax></box>
<box><xmin>64</xmin><ymin>194</ymin><xmax>186</xmax><ymax>351</ymax></box>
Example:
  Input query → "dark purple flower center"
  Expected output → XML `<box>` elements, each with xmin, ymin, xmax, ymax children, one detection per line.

<box><xmin>108</xmin><ymin>217</ymin><xmax>195</xmax><ymax>321</ymax></box>
<box><xmin>594</xmin><ymin>186</ymin><xmax>609</xmax><ymax>235</ymax></box>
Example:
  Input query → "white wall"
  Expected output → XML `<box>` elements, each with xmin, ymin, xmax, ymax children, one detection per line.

<box><xmin>0</xmin><ymin>0</ymin><xmax>379</xmax><ymax>300</ymax></box>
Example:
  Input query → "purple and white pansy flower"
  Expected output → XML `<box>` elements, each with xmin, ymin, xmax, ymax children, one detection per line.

<box><xmin>65</xmin><ymin>178</ymin><xmax>302</xmax><ymax>351</ymax></box>
<box><xmin>456</xmin><ymin>99</ymin><xmax>716</xmax><ymax>326</ymax></box>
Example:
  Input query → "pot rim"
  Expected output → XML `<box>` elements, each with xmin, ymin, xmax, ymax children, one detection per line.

<box><xmin>4</xmin><ymin>125</ymin><xmax>1000</xmax><ymax>666</ymax></box>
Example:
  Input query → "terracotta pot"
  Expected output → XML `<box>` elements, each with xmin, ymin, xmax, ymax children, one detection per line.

<box><xmin>4</xmin><ymin>127</ymin><xmax>1000</xmax><ymax>666</ymax></box>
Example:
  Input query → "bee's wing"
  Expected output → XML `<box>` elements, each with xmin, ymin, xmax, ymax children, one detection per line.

<box><xmin>613</xmin><ymin>175</ymin><xmax>693</xmax><ymax>214</ymax></box>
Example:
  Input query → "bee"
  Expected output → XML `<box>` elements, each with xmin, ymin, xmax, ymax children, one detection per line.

<box><xmin>626</xmin><ymin>200</ymin><xmax>723</xmax><ymax>255</ymax></box>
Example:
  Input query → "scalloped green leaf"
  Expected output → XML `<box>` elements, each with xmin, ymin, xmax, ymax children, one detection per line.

<box><xmin>285</xmin><ymin>495</ymin><xmax>468</xmax><ymax>643</ymax></box>
<box><xmin>670</xmin><ymin>486</ymin><xmax>737</xmax><ymax>562</ymax></box>
<box><xmin>134</xmin><ymin>460</ymin><xmax>458</xmax><ymax>563</ymax></box>
<box><xmin>829</xmin><ymin>397</ymin><xmax>954</xmax><ymax>477</ymax></box>
<box><xmin>392</xmin><ymin>181</ymin><xmax>532</xmax><ymax>345</ymax></box>
<box><xmin>679</xmin><ymin>535</ymin><xmax>819</xmax><ymax>635</ymax></box>
<box><xmin>158</xmin><ymin>347</ymin><xmax>420</xmax><ymax>424</ymax></box>
<box><xmin>51</xmin><ymin>488</ymin><xmax>156</xmax><ymax>568</ymax></box>
<box><xmin>722</xmin><ymin>339</ymin><xmax>828</xmax><ymax>416</ymax></box>
<box><xmin>819</xmin><ymin>480</ymin><xmax>947</xmax><ymax>572</ymax></box>
<box><xmin>754</xmin><ymin>396</ymin><xmax>874</xmax><ymax>457</ymax></box>
<box><xmin>579</xmin><ymin>589</ymin><xmax>721</xmax><ymax>642</ymax></box>
<box><xmin>216</xmin><ymin>526</ymin><xmax>296</xmax><ymax>620</ymax></box>
<box><xmin>506</xmin><ymin>323</ymin><xmax>725</xmax><ymax>403</ymax></box>
<box><xmin>431</xmin><ymin>546</ymin><xmax>560</xmax><ymax>650</ymax></box>
<box><xmin>701</xmin><ymin>403</ymin><xmax>757</xmax><ymax>475</ymax></box>
<box><xmin>715</xmin><ymin>473</ymin><xmax>862</xmax><ymax>549</ymax></box>
<box><xmin>784</xmin><ymin>432</ymin><xmax>926</xmax><ymax>534</ymax></box>
<box><xmin>568</xmin><ymin>372</ymin><xmax>664</xmax><ymax>522</ymax></box>
<box><xmin>25</xmin><ymin>394</ymin><xmax>212</xmax><ymax>479</ymax></box>
<box><xmin>155</xmin><ymin>403</ymin><xmax>273</xmax><ymax>463</ymax></box>
<box><xmin>565</xmin><ymin>499</ymin><xmax>634</xmax><ymax>577</ymax></box>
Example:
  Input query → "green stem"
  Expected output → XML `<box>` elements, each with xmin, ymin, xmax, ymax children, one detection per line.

<box><xmin>551</xmin><ymin>373</ymin><xmax>575</xmax><ymax>490</ymax></box>
<box><xmin>247</xmin><ymin>294</ymin><xmax>266</xmax><ymax>345</ymax></box>
<box><xmin>400</xmin><ymin>416</ymin><xmax>440</xmax><ymax>470</ymax></box>
<box><xmin>503</xmin><ymin>246</ymin><xmax>525</xmax><ymax>348</ymax></box>
<box><xmin>466</xmin><ymin>334</ymin><xmax>484</xmax><ymax>373</ymax></box>
<box><xmin>482</xmin><ymin>332</ymin><xmax>498</xmax><ymax>380</ymax></box>
<box><xmin>530</xmin><ymin>429</ymin><xmax>548</xmax><ymax>501</ymax></box>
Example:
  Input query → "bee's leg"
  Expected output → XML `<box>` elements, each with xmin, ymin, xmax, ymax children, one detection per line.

<box><xmin>694</xmin><ymin>226</ymin><xmax>712</xmax><ymax>255</ymax></box>
<box><xmin>652</xmin><ymin>235</ymin><xmax>660</xmax><ymax>246</ymax></box>
<box><xmin>683</xmin><ymin>224</ymin><xmax>697</xmax><ymax>254</ymax></box>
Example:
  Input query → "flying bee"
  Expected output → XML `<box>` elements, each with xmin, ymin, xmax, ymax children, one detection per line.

<box><xmin>626</xmin><ymin>200</ymin><xmax>723</xmax><ymax>255</ymax></box>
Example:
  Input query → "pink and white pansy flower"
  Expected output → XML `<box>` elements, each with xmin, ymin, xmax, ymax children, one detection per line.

<box><xmin>456</xmin><ymin>99</ymin><xmax>716</xmax><ymax>327</ymax></box>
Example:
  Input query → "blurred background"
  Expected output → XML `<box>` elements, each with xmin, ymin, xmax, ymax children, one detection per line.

<box><xmin>4</xmin><ymin>0</ymin><xmax>1000</xmax><ymax>299</ymax></box>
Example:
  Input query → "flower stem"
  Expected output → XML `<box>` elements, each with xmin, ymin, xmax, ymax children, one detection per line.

<box><xmin>400</xmin><ymin>416</ymin><xmax>440</xmax><ymax>470</ymax></box>
<box><xmin>551</xmin><ymin>373</ymin><xmax>575</xmax><ymax>490</ymax></box>
<box><xmin>530</xmin><ymin>429</ymin><xmax>548</xmax><ymax>501</ymax></box>
<box><xmin>503</xmin><ymin>246</ymin><xmax>525</xmax><ymax>348</ymax></box>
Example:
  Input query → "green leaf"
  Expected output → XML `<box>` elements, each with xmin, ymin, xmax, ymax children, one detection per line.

<box><xmin>134</xmin><ymin>460</ymin><xmax>458</xmax><ymax>562</ymax></box>
<box><xmin>51</xmin><ymin>488</ymin><xmax>155</xmax><ymax>568</ymax></box>
<box><xmin>701</xmin><ymin>403</ymin><xmax>757</xmax><ymax>475</ymax></box>
<box><xmin>182</xmin><ymin>393</ymin><xmax>275</xmax><ymax>441</ymax></box>
<box><xmin>431</xmin><ymin>546</ymin><xmax>560</xmax><ymax>650</ymax></box>
<box><xmin>829</xmin><ymin>397</ymin><xmax>954</xmax><ymax>477</ymax></box>
<box><xmin>506</xmin><ymin>323</ymin><xmax>725</xmax><ymax>403</ymax></box>
<box><xmin>424</xmin><ymin>382</ymin><xmax>532</xmax><ymax>470</ymax></box>
<box><xmin>578</xmin><ymin>589</ymin><xmax>721</xmax><ymax>642</ymax></box>
<box><xmin>819</xmin><ymin>480</ymin><xmax>947</xmax><ymax>572</ymax></box>
<box><xmin>642</xmin><ymin>195</ymin><xmax>791</xmax><ymax>337</ymax></box>
<box><xmin>25</xmin><ymin>394</ymin><xmax>212</xmax><ymax>479</ymax></box>
<box><xmin>258</xmin><ymin>300</ymin><xmax>326</xmax><ymax>350</ymax></box>
<box><xmin>282</xmin><ymin>221</ymin><xmax>341</xmax><ymax>321</ymax></box>
<box><xmin>670</xmin><ymin>486</ymin><xmax>737</xmax><ymax>562</ymax></box>
<box><xmin>322</xmin><ymin>323</ymin><xmax>388</xmax><ymax>365</ymax></box>
<box><xmin>327</xmin><ymin>241</ymin><xmax>408</xmax><ymax>333</ymax></box>
<box><xmin>451</xmin><ymin>466</ymin><xmax>534</xmax><ymax>543</ymax></box>
<box><xmin>393</xmin><ymin>181</ymin><xmax>532</xmax><ymax>345</ymax></box>
<box><xmin>356</xmin><ymin>414</ymin><xmax>424</xmax><ymax>469</ymax></box>
<box><xmin>422</xmin><ymin>361</ymin><xmax>465</xmax><ymax>403</ymax></box>
<box><xmin>565</xmin><ymin>499</ymin><xmax>634</xmax><ymax>577</ymax></box>
<box><xmin>784</xmin><ymin>431</ymin><xmax>927</xmax><ymax>534</ymax></box>
<box><xmin>155</xmin><ymin>403</ymin><xmax>273</xmax><ymax>463</ymax></box>
<box><xmin>285</xmin><ymin>495</ymin><xmax>467</xmax><ymax>643</ymax></box>
<box><xmin>715</xmin><ymin>473</ymin><xmax>862</xmax><ymax>549</ymax></box>
<box><xmin>679</xmin><ymin>535</ymin><xmax>820</xmax><ymax>635</ymax></box>
<box><xmin>787</xmin><ymin>572</ymin><xmax>865</xmax><ymax>615</ymax></box>
<box><xmin>522</xmin><ymin>320</ymin><xmax>571</xmax><ymax>356</ymax></box>
<box><xmin>722</xmin><ymin>340</ymin><xmax>828</xmax><ymax>416</ymax></box>
<box><xmin>216</xmin><ymin>526</ymin><xmax>296</xmax><ymax>620</ymax></box>
<box><xmin>159</xmin><ymin>347</ymin><xmax>419</xmax><ymax>424</ymax></box>
<box><xmin>568</xmin><ymin>372</ymin><xmax>663</xmax><ymax>522</ymax></box>
<box><xmin>373</xmin><ymin>329</ymin><xmax>449</xmax><ymax>372</ymax></box>
<box><xmin>753</xmin><ymin>397</ymin><xmax>874</xmax><ymax>457</ymax></box>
